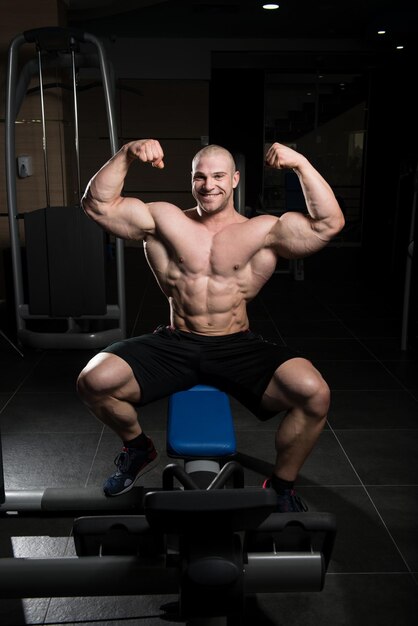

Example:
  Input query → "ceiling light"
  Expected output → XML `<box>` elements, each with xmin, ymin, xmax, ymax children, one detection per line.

<box><xmin>263</xmin><ymin>4</ymin><xmax>279</xmax><ymax>9</ymax></box>
<box><xmin>396</xmin><ymin>45</ymin><xmax>404</xmax><ymax>50</ymax></box>
<box><xmin>377</xmin><ymin>30</ymin><xmax>386</xmax><ymax>35</ymax></box>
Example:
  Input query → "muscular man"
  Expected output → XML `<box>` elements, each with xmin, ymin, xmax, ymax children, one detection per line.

<box><xmin>77</xmin><ymin>139</ymin><xmax>344</xmax><ymax>510</ymax></box>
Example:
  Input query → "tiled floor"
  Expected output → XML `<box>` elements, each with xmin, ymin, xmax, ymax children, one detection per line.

<box><xmin>0</xmin><ymin>249</ymin><xmax>417</xmax><ymax>625</ymax></box>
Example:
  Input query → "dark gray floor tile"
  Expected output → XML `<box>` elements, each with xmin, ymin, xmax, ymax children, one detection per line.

<box><xmin>235</xmin><ymin>431</ymin><xmax>360</xmax><ymax>487</ymax></box>
<box><xmin>276</xmin><ymin>319</ymin><xmax>352</xmax><ymax>338</ymax></box>
<box><xmin>45</xmin><ymin>594</ymin><xmax>180</xmax><ymax>626</ymax></box>
<box><xmin>382</xmin><ymin>360</ymin><xmax>418</xmax><ymax>391</ymax></box>
<box><xmin>316</xmin><ymin>360</ymin><xmax>403</xmax><ymax>389</ymax></box>
<box><xmin>262</xmin><ymin>299</ymin><xmax>335</xmax><ymax>321</ymax></box>
<box><xmin>0</xmin><ymin>350</ymin><xmax>43</xmax><ymax>392</ymax></box>
<box><xmin>336</xmin><ymin>430</ymin><xmax>418</xmax><ymax>485</ymax></box>
<box><xmin>0</xmin><ymin>392</ymin><xmax>99</xmax><ymax>433</ymax></box>
<box><xmin>20</xmin><ymin>350</ymin><xmax>97</xmax><ymax>392</ymax></box>
<box><xmin>2</xmin><ymin>433</ymin><xmax>101</xmax><ymax>489</ymax></box>
<box><xmin>285</xmin><ymin>337</ymin><xmax>374</xmax><ymax>361</ymax></box>
<box><xmin>251</xmin><ymin>573</ymin><xmax>418</xmax><ymax>625</ymax></box>
<box><xmin>0</xmin><ymin>393</ymin><xmax>11</xmax><ymax>411</ymax></box>
<box><xmin>1</xmin><ymin>533</ymin><xmax>70</xmax><ymax>559</ymax></box>
<box><xmin>0</xmin><ymin>598</ymin><xmax>49</xmax><ymax>626</ymax></box>
<box><xmin>329</xmin><ymin>389</ymin><xmax>418</xmax><ymax>429</ymax></box>
<box><xmin>328</xmin><ymin>301</ymin><xmax>400</xmax><ymax>322</ymax></box>
<box><xmin>368</xmin><ymin>486</ymin><xmax>418</xmax><ymax>571</ymax></box>
<box><xmin>0</xmin><ymin>516</ymin><xmax>74</xmax><ymax>553</ymax></box>
<box><xmin>361</xmin><ymin>336</ymin><xmax>415</xmax><ymax>360</ymax></box>
<box><xmin>301</xmin><ymin>486</ymin><xmax>409</xmax><ymax>573</ymax></box>
<box><xmin>345</xmin><ymin>318</ymin><xmax>401</xmax><ymax>338</ymax></box>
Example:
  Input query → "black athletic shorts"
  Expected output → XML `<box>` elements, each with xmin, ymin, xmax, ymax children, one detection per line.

<box><xmin>102</xmin><ymin>325</ymin><xmax>301</xmax><ymax>419</ymax></box>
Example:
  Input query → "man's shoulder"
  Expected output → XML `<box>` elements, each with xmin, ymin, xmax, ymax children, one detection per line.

<box><xmin>147</xmin><ymin>201</ymin><xmax>194</xmax><ymax>223</ymax></box>
<box><xmin>240</xmin><ymin>213</ymin><xmax>279</xmax><ymax>236</ymax></box>
<box><xmin>248</xmin><ymin>213</ymin><xmax>279</xmax><ymax>226</ymax></box>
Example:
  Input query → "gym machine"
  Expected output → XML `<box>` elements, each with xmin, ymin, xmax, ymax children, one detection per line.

<box><xmin>5</xmin><ymin>27</ymin><xmax>126</xmax><ymax>349</ymax></box>
<box><xmin>0</xmin><ymin>386</ymin><xmax>336</xmax><ymax>624</ymax></box>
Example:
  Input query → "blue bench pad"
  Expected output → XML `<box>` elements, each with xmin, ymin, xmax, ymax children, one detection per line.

<box><xmin>167</xmin><ymin>385</ymin><xmax>236</xmax><ymax>458</ymax></box>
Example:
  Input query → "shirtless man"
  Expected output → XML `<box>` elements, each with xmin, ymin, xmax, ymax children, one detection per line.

<box><xmin>77</xmin><ymin>139</ymin><xmax>345</xmax><ymax>510</ymax></box>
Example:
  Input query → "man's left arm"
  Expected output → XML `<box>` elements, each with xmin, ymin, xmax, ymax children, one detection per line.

<box><xmin>264</xmin><ymin>143</ymin><xmax>345</xmax><ymax>258</ymax></box>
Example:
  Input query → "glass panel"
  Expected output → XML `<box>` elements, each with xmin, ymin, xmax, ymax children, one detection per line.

<box><xmin>264</xmin><ymin>70</ymin><xmax>368</xmax><ymax>245</ymax></box>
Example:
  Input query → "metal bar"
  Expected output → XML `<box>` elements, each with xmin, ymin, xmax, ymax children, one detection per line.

<box><xmin>5</xmin><ymin>34</ymin><xmax>26</xmax><ymax>335</ymax></box>
<box><xmin>162</xmin><ymin>463</ymin><xmax>200</xmax><ymax>490</ymax></box>
<box><xmin>19</xmin><ymin>303</ymin><xmax>121</xmax><ymax>320</ymax></box>
<box><xmin>0</xmin><ymin>551</ymin><xmax>325</xmax><ymax>599</ymax></box>
<box><xmin>14</xmin><ymin>327</ymin><xmax>124</xmax><ymax>350</ymax></box>
<box><xmin>37</xmin><ymin>48</ymin><xmax>51</xmax><ymax>207</ymax></box>
<box><xmin>0</xmin><ymin>486</ymin><xmax>145</xmax><ymax>515</ymax></box>
<box><xmin>244</xmin><ymin>552</ymin><xmax>324</xmax><ymax>592</ymax></box>
<box><xmin>85</xmin><ymin>32</ymin><xmax>126</xmax><ymax>340</ymax></box>
<box><xmin>207</xmin><ymin>461</ymin><xmax>244</xmax><ymax>490</ymax></box>
<box><xmin>0</xmin><ymin>556</ymin><xmax>179</xmax><ymax>598</ymax></box>
<box><xmin>71</xmin><ymin>46</ymin><xmax>82</xmax><ymax>201</ymax></box>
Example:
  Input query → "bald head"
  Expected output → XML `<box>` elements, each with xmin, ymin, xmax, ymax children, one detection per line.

<box><xmin>192</xmin><ymin>145</ymin><xmax>237</xmax><ymax>175</ymax></box>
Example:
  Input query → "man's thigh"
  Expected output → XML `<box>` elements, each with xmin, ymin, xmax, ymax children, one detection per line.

<box><xmin>260</xmin><ymin>357</ymin><xmax>327</xmax><ymax>414</ymax></box>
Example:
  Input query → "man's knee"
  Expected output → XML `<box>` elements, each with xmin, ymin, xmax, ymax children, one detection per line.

<box><xmin>271</xmin><ymin>358</ymin><xmax>330</xmax><ymax>417</ymax></box>
<box><xmin>305</xmin><ymin>375</ymin><xmax>330</xmax><ymax>417</ymax></box>
<box><xmin>77</xmin><ymin>353</ymin><xmax>138</xmax><ymax>404</ymax></box>
<box><xmin>77</xmin><ymin>367</ymin><xmax>102</xmax><ymax>401</ymax></box>
<box><xmin>77</xmin><ymin>365</ymin><xmax>110</xmax><ymax>404</ymax></box>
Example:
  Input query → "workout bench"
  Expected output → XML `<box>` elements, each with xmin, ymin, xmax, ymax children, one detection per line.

<box><xmin>0</xmin><ymin>385</ymin><xmax>337</xmax><ymax>624</ymax></box>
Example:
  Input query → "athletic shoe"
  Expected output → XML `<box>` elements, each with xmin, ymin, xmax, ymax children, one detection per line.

<box><xmin>262</xmin><ymin>478</ymin><xmax>308</xmax><ymax>513</ymax></box>
<box><xmin>103</xmin><ymin>437</ymin><xmax>159</xmax><ymax>497</ymax></box>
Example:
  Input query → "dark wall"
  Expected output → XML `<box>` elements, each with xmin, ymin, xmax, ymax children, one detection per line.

<box><xmin>209</xmin><ymin>68</ymin><xmax>265</xmax><ymax>211</ymax></box>
<box><xmin>363</xmin><ymin>52</ymin><xmax>418</xmax><ymax>290</ymax></box>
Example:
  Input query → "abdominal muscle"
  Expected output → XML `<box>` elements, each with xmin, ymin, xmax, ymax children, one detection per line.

<box><xmin>169</xmin><ymin>274</ymin><xmax>251</xmax><ymax>335</ymax></box>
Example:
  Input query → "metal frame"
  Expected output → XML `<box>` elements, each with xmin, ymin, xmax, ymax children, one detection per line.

<box><xmin>5</xmin><ymin>27</ymin><xmax>126</xmax><ymax>349</ymax></box>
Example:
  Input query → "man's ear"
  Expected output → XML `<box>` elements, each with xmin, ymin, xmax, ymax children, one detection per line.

<box><xmin>233</xmin><ymin>170</ymin><xmax>240</xmax><ymax>189</ymax></box>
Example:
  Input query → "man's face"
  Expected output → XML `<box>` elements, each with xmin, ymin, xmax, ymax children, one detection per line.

<box><xmin>191</xmin><ymin>151</ymin><xmax>239</xmax><ymax>215</ymax></box>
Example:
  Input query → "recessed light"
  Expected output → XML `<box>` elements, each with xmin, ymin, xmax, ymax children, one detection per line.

<box><xmin>396</xmin><ymin>45</ymin><xmax>404</xmax><ymax>50</ymax></box>
<box><xmin>263</xmin><ymin>4</ymin><xmax>279</xmax><ymax>9</ymax></box>
<box><xmin>377</xmin><ymin>30</ymin><xmax>386</xmax><ymax>35</ymax></box>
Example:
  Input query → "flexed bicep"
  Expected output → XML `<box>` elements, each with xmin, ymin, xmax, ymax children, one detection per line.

<box><xmin>265</xmin><ymin>212</ymin><xmax>335</xmax><ymax>259</ymax></box>
<box><xmin>84</xmin><ymin>192</ymin><xmax>156</xmax><ymax>241</ymax></box>
<box><xmin>82</xmin><ymin>139</ymin><xmax>165</xmax><ymax>240</ymax></box>
<box><xmin>264</xmin><ymin>142</ymin><xmax>344</xmax><ymax>255</ymax></box>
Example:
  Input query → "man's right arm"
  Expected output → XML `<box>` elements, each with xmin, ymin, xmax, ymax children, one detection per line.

<box><xmin>81</xmin><ymin>139</ymin><xmax>165</xmax><ymax>240</ymax></box>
